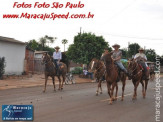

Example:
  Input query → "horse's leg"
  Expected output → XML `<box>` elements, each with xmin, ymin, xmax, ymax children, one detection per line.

<box><xmin>144</xmin><ymin>79</ymin><xmax>148</xmax><ymax>98</ymax></box>
<box><xmin>52</xmin><ymin>76</ymin><xmax>56</xmax><ymax>92</ymax></box>
<box><xmin>140</xmin><ymin>80</ymin><xmax>145</xmax><ymax>98</ymax></box>
<box><xmin>121</xmin><ymin>79</ymin><xmax>126</xmax><ymax>101</ymax></box>
<box><xmin>61</xmin><ymin>75</ymin><xmax>66</xmax><ymax>90</ymax></box>
<box><xmin>106</xmin><ymin>82</ymin><xmax>112</xmax><ymax>104</ymax></box>
<box><xmin>99</xmin><ymin>79</ymin><xmax>103</xmax><ymax>94</ymax></box>
<box><xmin>96</xmin><ymin>79</ymin><xmax>100</xmax><ymax>96</ymax></box>
<box><xmin>110</xmin><ymin>82</ymin><xmax>116</xmax><ymax>104</ymax></box>
<box><xmin>133</xmin><ymin>80</ymin><xmax>140</xmax><ymax>100</ymax></box>
<box><xmin>113</xmin><ymin>83</ymin><xmax>118</xmax><ymax>101</ymax></box>
<box><xmin>57</xmin><ymin>76</ymin><xmax>61</xmax><ymax>90</ymax></box>
<box><xmin>132</xmin><ymin>80</ymin><xmax>136</xmax><ymax>100</ymax></box>
<box><xmin>43</xmin><ymin>75</ymin><xmax>48</xmax><ymax>92</ymax></box>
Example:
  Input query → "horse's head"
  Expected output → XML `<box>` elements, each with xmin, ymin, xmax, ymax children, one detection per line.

<box><xmin>127</xmin><ymin>58</ymin><xmax>137</xmax><ymax>77</ymax></box>
<box><xmin>102</xmin><ymin>52</ymin><xmax>113</xmax><ymax>65</ymax></box>
<box><xmin>88</xmin><ymin>58</ymin><xmax>98</xmax><ymax>72</ymax></box>
<box><xmin>42</xmin><ymin>53</ymin><xmax>51</xmax><ymax>64</ymax></box>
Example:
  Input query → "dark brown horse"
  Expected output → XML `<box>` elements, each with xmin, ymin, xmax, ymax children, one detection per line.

<box><xmin>88</xmin><ymin>58</ymin><xmax>106</xmax><ymax>96</ymax></box>
<box><xmin>128</xmin><ymin>59</ymin><xmax>149</xmax><ymax>100</ymax></box>
<box><xmin>42</xmin><ymin>53</ymin><xmax>67</xmax><ymax>92</ymax></box>
<box><xmin>102</xmin><ymin>53</ymin><xmax>127</xmax><ymax>104</ymax></box>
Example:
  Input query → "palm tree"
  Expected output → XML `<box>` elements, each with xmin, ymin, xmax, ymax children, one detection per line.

<box><xmin>39</xmin><ymin>35</ymin><xmax>57</xmax><ymax>49</ymax></box>
<box><xmin>62</xmin><ymin>39</ymin><xmax>68</xmax><ymax>52</ymax></box>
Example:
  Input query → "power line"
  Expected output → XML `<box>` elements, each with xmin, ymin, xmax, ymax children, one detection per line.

<box><xmin>97</xmin><ymin>32</ymin><xmax>163</xmax><ymax>40</ymax></box>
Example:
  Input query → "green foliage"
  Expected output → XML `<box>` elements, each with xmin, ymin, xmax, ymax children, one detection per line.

<box><xmin>0</xmin><ymin>57</ymin><xmax>5</xmax><ymax>80</ymax></box>
<box><xmin>121</xmin><ymin>48</ymin><xmax>128</xmax><ymax>59</ymax></box>
<box><xmin>128</xmin><ymin>43</ymin><xmax>140</xmax><ymax>58</ymax></box>
<box><xmin>26</xmin><ymin>35</ymin><xmax>56</xmax><ymax>55</ymax></box>
<box><xmin>145</xmin><ymin>49</ymin><xmax>156</xmax><ymax>62</ymax></box>
<box><xmin>66</xmin><ymin>32</ymin><xmax>110</xmax><ymax>64</ymax></box>
<box><xmin>71</xmin><ymin>67</ymin><xmax>83</xmax><ymax>74</ymax></box>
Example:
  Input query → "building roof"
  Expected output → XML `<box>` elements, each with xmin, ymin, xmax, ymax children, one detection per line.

<box><xmin>0</xmin><ymin>36</ymin><xmax>25</xmax><ymax>44</ymax></box>
<box><xmin>35</xmin><ymin>51</ymin><xmax>49</xmax><ymax>54</ymax></box>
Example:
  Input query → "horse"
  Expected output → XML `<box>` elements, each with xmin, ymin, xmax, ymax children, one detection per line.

<box><xmin>88</xmin><ymin>58</ymin><xmax>106</xmax><ymax>96</ymax></box>
<box><xmin>42</xmin><ymin>53</ymin><xmax>67</xmax><ymax>92</ymax></box>
<box><xmin>128</xmin><ymin>59</ymin><xmax>149</xmax><ymax>100</ymax></box>
<box><xmin>102</xmin><ymin>53</ymin><xmax>127</xmax><ymax>104</ymax></box>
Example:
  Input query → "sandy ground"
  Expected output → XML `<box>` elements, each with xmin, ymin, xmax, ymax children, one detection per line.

<box><xmin>0</xmin><ymin>74</ymin><xmax>93</xmax><ymax>90</ymax></box>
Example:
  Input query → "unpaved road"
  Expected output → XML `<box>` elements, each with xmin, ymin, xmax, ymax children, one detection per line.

<box><xmin>0</xmin><ymin>79</ymin><xmax>162</xmax><ymax>122</ymax></box>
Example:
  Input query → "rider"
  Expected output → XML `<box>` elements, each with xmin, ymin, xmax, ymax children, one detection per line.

<box><xmin>111</xmin><ymin>44</ymin><xmax>128</xmax><ymax>74</ymax></box>
<box><xmin>53</xmin><ymin>46</ymin><xmax>62</xmax><ymax>75</ymax></box>
<box><xmin>101</xmin><ymin>48</ymin><xmax>109</xmax><ymax>60</ymax></box>
<box><xmin>134</xmin><ymin>48</ymin><xmax>149</xmax><ymax>80</ymax></box>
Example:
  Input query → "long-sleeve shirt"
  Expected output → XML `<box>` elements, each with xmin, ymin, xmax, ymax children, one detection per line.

<box><xmin>53</xmin><ymin>51</ymin><xmax>62</xmax><ymax>60</ymax></box>
<box><xmin>134</xmin><ymin>53</ymin><xmax>147</xmax><ymax>61</ymax></box>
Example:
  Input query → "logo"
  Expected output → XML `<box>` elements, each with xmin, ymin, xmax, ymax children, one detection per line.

<box><xmin>2</xmin><ymin>105</ymin><xmax>33</xmax><ymax>121</ymax></box>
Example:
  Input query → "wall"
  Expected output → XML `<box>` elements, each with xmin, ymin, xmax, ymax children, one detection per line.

<box><xmin>0</xmin><ymin>41</ymin><xmax>25</xmax><ymax>75</ymax></box>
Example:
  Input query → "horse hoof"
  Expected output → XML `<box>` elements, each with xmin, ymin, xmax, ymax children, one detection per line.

<box><xmin>43</xmin><ymin>90</ymin><xmax>45</xmax><ymax>93</ymax></box>
<box><xmin>121</xmin><ymin>98</ymin><xmax>124</xmax><ymax>101</ymax></box>
<box><xmin>61</xmin><ymin>88</ymin><xmax>63</xmax><ymax>90</ymax></box>
<box><xmin>109</xmin><ymin>101</ymin><xmax>112</xmax><ymax>105</ymax></box>
<box><xmin>96</xmin><ymin>93</ymin><xmax>98</xmax><ymax>96</ymax></box>
<box><xmin>100</xmin><ymin>92</ymin><xmax>103</xmax><ymax>94</ymax></box>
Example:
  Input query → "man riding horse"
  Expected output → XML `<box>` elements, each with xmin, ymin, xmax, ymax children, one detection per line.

<box><xmin>53</xmin><ymin>46</ymin><xmax>62</xmax><ymax>75</ymax></box>
<box><xmin>111</xmin><ymin>44</ymin><xmax>128</xmax><ymax>75</ymax></box>
<box><xmin>134</xmin><ymin>47</ymin><xmax>149</xmax><ymax>80</ymax></box>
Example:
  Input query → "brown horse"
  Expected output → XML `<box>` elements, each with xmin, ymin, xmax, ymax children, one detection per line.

<box><xmin>102</xmin><ymin>53</ymin><xmax>127</xmax><ymax>104</ymax></box>
<box><xmin>128</xmin><ymin>59</ymin><xmax>149</xmax><ymax>100</ymax></box>
<box><xmin>42</xmin><ymin>53</ymin><xmax>67</xmax><ymax>92</ymax></box>
<box><xmin>88</xmin><ymin>58</ymin><xmax>106</xmax><ymax>96</ymax></box>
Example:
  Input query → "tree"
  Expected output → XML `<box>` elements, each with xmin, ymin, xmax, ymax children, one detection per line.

<box><xmin>145</xmin><ymin>49</ymin><xmax>156</xmax><ymax>62</ymax></box>
<box><xmin>39</xmin><ymin>35</ymin><xmax>57</xmax><ymax>49</ymax></box>
<box><xmin>0</xmin><ymin>57</ymin><xmax>5</xmax><ymax>80</ymax></box>
<box><xmin>128</xmin><ymin>43</ymin><xmax>140</xmax><ymax>58</ymax></box>
<box><xmin>66</xmin><ymin>32</ymin><xmax>110</xmax><ymax>65</ymax></box>
<box><xmin>62</xmin><ymin>39</ymin><xmax>68</xmax><ymax>52</ymax></box>
<box><xmin>121</xmin><ymin>48</ymin><xmax>128</xmax><ymax>59</ymax></box>
<box><xmin>26</xmin><ymin>39</ymin><xmax>40</xmax><ymax>51</ymax></box>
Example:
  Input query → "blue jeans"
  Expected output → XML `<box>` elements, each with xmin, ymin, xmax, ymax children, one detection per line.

<box><xmin>54</xmin><ymin>59</ymin><xmax>59</xmax><ymax>70</ymax></box>
<box><xmin>115</xmin><ymin>61</ymin><xmax>127</xmax><ymax>73</ymax></box>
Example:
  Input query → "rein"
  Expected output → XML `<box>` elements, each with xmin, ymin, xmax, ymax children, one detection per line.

<box><xmin>129</xmin><ymin>61</ymin><xmax>142</xmax><ymax>78</ymax></box>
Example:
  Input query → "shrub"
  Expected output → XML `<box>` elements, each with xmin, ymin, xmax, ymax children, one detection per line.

<box><xmin>0</xmin><ymin>57</ymin><xmax>6</xmax><ymax>80</ymax></box>
<box><xmin>71</xmin><ymin>67</ymin><xmax>83</xmax><ymax>74</ymax></box>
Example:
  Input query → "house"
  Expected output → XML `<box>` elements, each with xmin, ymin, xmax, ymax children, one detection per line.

<box><xmin>0</xmin><ymin>36</ymin><xmax>26</xmax><ymax>75</ymax></box>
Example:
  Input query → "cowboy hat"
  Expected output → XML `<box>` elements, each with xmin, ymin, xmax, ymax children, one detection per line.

<box><xmin>112</xmin><ymin>44</ymin><xmax>120</xmax><ymax>48</ymax></box>
<box><xmin>138</xmin><ymin>47</ymin><xmax>144</xmax><ymax>51</ymax></box>
<box><xmin>54</xmin><ymin>46</ymin><xmax>60</xmax><ymax>49</ymax></box>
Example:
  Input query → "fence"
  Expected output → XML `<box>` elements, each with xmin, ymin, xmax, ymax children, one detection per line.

<box><xmin>25</xmin><ymin>58</ymin><xmax>45</xmax><ymax>74</ymax></box>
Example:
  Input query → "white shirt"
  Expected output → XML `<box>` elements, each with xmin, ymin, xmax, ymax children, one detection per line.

<box><xmin>53</xmin><ymin>51</ymin><xmax>62</xmax><ymax>60</ymax></box>
<box><xmin>134</xmin><ymin>53</ymin><xmax>147</xmax><ymax>60</ymax></box>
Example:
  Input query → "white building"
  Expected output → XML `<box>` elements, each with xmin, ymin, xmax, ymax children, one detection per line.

<box><xmin>0</xmin><ymin>36</ymin><xmax>26</xmax><ymax>75</ymax></box>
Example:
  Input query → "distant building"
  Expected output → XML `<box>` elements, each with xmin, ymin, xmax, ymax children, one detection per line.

<box><xmin>34</xmin><ymin>51</ymin><xmax>48</xmax><ymax>59</ymax></box>
<box><xmin>0</xmin><ymin>36</ymin><xmax>26</xmax><ymax>75</ymax></box>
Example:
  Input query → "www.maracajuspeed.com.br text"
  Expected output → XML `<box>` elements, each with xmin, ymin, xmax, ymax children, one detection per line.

<box><xmin>3</xmin><ymin>12</ymin><xmax>94</xmax><ymax>20</ymax></box>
